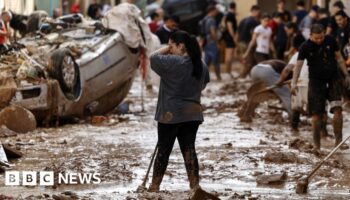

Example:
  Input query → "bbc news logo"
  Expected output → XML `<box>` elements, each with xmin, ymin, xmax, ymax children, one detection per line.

<box><xmin>5</xmin><ymin>171</ymin><xmax>101</xmax><ymax>186</ymax></box>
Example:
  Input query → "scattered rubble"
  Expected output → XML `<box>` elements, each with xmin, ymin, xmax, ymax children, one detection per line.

<box><xmin>256</xmin><ymin>171</ymin><xmax>288</xmax><ymax>185</ymax></box>
<box><xmin>264</xmin><ymin>150</ymin><xmax>298</xmax><ymax>163</ymax></box>
<box><xmin>0</xmin><ymin>105</ymin><xmax>37</xmax><ymax>133</ymax></box>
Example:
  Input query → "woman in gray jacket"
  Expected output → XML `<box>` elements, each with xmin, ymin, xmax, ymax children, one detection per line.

<box><xmin>148</xmin><ymin>30</ymin><xmax>210</xmax><ymax>192</ymax></box>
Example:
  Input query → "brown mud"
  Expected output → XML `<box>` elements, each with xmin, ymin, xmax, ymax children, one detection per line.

<box><xmin>1</xmin><ymin>69</ymin><xmax>350</xmax><ymax>199</ymax></box>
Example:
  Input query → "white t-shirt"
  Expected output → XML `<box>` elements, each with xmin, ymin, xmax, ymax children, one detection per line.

<box><xmin>288</xmin><ymin>52</ymin><xmax>309</xmax><ymax>86</ymax></box>
<box><xmin>254</xmin><ymin>25</ymin><xmax>272</xmax><ymax>54</ymax></box>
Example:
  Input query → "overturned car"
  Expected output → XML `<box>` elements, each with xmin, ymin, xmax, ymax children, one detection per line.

<box><xmin>0</xmin><ymin>3</ymin><xmax>158</xmax><ymax>127</ymax></box>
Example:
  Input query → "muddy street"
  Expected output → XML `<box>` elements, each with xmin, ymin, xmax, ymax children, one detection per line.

<box><xmin>0</xmin><ymin>70</ymin><xmax>350</xmax><ymax>200</ymax></box>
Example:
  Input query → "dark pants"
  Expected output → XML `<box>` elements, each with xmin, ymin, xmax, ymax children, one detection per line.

<box><xmin>0</xmin><ymin>44</ymin><xmax>8</xmax><ymax>54</ymax></box>
<box><xmin>151</xmin><ymin>121</ymin><xmax>201</xmax><ymax>189</ymax></box>
<box><xmin>275</xmin><ymin>42</ymin><xmax>286</xmax><ymax>60</ymax></box>
<box><xmin>254</xmin><ymin>52</ymin><xmax>269</xmax><ymax>64</ymax></box>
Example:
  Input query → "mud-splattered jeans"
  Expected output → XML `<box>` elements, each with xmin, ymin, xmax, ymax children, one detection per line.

<box><xmin>151</xmin><ymin>121</ymin><xmax>201</xmax><ymax>189</ymax></box>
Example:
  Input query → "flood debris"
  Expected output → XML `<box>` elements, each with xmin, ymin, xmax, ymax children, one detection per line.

<box><xmin>264</xmin><ymin>150</ymin><xmax>298</xmax><ymax>163</ymax></box>
<box><xmin>227</xmin><ymin>192</ymin><xmax>260</xmax><ymax>200</ymax></box>
<box><xmin>190</xmin><ymin>187</ymin><xmax>221</xmax><ymax>200</ymax></box>
<box><xmin>289</xmin><ymin>138</ymin><xmax>314</xmax><ymax>152</ymax></box>
<box><xmin>0</xmin><ymin>105</ymin><xmax>37</xmax><ymax>133</ymax></box>
<box><xmin>0</xmin><ymin>194</ymin><xmax>14</xmax><ymax>200</ymax></box>
<box><xmin>0</xmin><ymin>76</ymin><xmax>17</xmax><ymax>109</ymax></box>
<box><xmin>2</xmin><ymin>144</ymin><xmax>23</xmax><ymax>159</ymax></box>
<box><xmin>0</xmin><ymin>125</ymin><xmax>18</xmax><ymax>137</ymax></box>
<box><xmin>91</xmin><ymin>115</ymin><xmax>108</xmax><ymax>125</ymax></box>
<box><xmin>256</xmin><ymin>171</ymin><xmax>288</xmax><ymax>185</ymax></box>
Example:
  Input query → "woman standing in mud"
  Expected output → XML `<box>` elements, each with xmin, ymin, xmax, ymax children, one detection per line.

<box><xmin>149</xmin><ymin>30</ymin><xmax>210</xmax><ymax>192</ymax></box>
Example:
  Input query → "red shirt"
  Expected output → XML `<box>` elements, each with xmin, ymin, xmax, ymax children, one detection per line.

<box><xmin>149</xmin><ymin>21</ymin><xmax>159</xmax><ymax>33</ymax></box>
<box><xmin>0</xmin><ymin>21</ymin><xmax>7</xmax><ymax>45</ymax></box>
<box><xmin>71</xmin><ymin>3</ymin><xmax>80</xmax><ymax>14</ymax></box>
<box><xmin>268</xmin><ymin>20</ymin><xmax>277</xmax><ymax>39</ymax></box>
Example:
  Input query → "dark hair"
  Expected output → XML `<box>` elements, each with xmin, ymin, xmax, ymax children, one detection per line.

<box><xmin>285</xmin><ymin>22</ymin><xmax>298</xmax><ymax>31</ymax></box>
<box><xmin>277</xmin><ymin>0</ymin><xmax>285</xmax><ymax>4</ymax></box>
<box><xmin>150</xmin><ymin>12</ymin><xmax>159</xmax><ymax>20</ymax></box>
<box><xmin>169</xmin><ymin>30</ymin><xmax>203</xmax><ymax>80</ymax></box>
<box><xmin>311</xmin><ymin>5</ymin><xmax>319</xmax><ymax>12</ymax></box>
<box><xmin>164</xmin><ymin>15</ymin><xmax>180</xmax><ymax>24</ymax></box>
<box><xmin>251</xmin><ymin>5</ymin><xmax>260</xmax><ymax>12</ymax></box>
<box><xmin>333</xmin><ymin>1</ymin><xmax>345</xmax><ymax>9</ymax></box>
<box><xmin>335</xmin><ymin>10</ymin><xmax>348</xmax><ymax>18</ymax></box>
<box><xmin>261</xmin><ymin>13</ymin><xmax>271</xmax><ymax>19</ymax></box>
<box><xmin>318</xmin><ymin>8</ymin><xmax>329</xmax><ymax>15</ymax></box>
<box><xmin>296</xmin><ymin>0</ymin><xmax>305</xmax><ymax>7</ymax></box>
<box><xmin>273</xmin><ymin>12</ymin><xmax>284</xmax><ymax>19</ymax></box>
<box><xmin>310</xmin><ymin>23</ymin><xmax>324</xmax><ymax>34</ymax></box>
<box><xmin>229</xmin><ymin>2</ymin><xmax>236</xmax><ymax>9</ymax></box>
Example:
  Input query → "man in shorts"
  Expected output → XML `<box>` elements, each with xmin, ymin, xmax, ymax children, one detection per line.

<box><xmin>291</xmin><ymin>24</ymin><xmax>350</xmax><ymax>149</ymax></box>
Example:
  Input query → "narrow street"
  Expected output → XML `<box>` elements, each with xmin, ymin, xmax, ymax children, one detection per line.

<box><xmin>1</xmin><ymin>70</ymin><xmax>350</xmax><ymax>200</ymax></box>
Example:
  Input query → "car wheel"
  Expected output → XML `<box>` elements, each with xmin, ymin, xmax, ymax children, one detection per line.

<box><xmin>48</xmin><ymin>48</ymin><xmax>80</xmax><ymax>98</ymax></box>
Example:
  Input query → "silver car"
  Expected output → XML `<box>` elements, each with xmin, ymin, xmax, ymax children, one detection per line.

<box><xmin>11</xmin><ymin>28</ymin><xmax>139</xmax><ymax>122</ymax></box>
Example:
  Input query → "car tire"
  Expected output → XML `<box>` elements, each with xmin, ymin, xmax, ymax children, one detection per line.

<box><xmin>48</xmin><ymin>48</ymin><xmax>80</xmax><ymax>98</ymax></box>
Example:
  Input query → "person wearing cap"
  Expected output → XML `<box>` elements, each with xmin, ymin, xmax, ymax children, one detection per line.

<box><xmin>327</xmin><ymin>1</ymin><xmax>350</xmax><ymax>37</ymax></box>
<box><xmin>0</xmin><ymin>11</ymin><xmax>12</xmax><ymax>52</ymax></box>
<box><xmin>299</xmin><ymin>5</ymin><xmax>319</xmax><ymax>40</ymax></box>
<box><xmin>155</xmin><ymin>15</ymin><xmax>180</xmax><ymax>44</ymax></box>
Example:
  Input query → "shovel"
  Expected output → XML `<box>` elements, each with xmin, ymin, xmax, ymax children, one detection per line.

<box><xmin>296</xmin><ymin>135</ymin><xmax>350</xmax><ymax>194</ymax></box>
<box><xmin>136</xmin><ymin>145</ymin><xmax>158</xmax><ymax>192</ymax></box>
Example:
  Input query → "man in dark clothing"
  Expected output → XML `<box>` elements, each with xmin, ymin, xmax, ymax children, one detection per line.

<box><xmin>335</xmin><ymin>11</ymin><xmax>350</xmax><ymax>59</ymax></box>
<box><xmin>335</xmin><ymin>10</ymin><xmax>350</xmax><ymax>107</ymax></box>
<box><xmin>223</xmin><ymin>2</ymin><xmax>237</xmax><ymax>79</ymax></box>
<box><xmin>87</xmin><ymin>1</ymin><xmax>102</xmax><ymax>20</ymax></box>
<box><xmin>284</xmin><ymin>22</ymin><xmax>305</xmax><ymax>58</ymax></box>
<box><xmin>155</xmin><ymin>15</ymin><xmax>179</xmax><ymax>44</ymax></box>
<box><xmin>272</xmin><ymin>0</ymin><xmax>291</xmax><ymax>23</ymax></box>
<box><xmin>293</xmin><ymin>0</ymin><xmax>308</xmax><ymax>26</ymax></box>
<box><xmin>292</xmin><ymin>24</ymin><xmax>350</xmax><ymax>150</ymax></box>
<box><xmin>317</xmin><ymin>8</ymin><xmax>330</xmax><ymax>29</ymax></box>
<box><xmin>237</xmin><ymin>5</ymin><xmax>260</xmax><ymax>47</ymax></box>
<box><xmin>327</xmin><ymin>1</ymin><xmax>350</xmax><ymax>37</ymax></box>
<box><xmin>237</xmin><ymin>5</ymin><xmax>260</xmax><ymax>77</ymax></box>
<box><xmin>273</xmin><ymin>13</ymin><xmax>287</xmax><ymax>60</ymax></box>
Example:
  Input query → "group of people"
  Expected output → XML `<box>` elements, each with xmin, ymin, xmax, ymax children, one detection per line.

<box><xmin>144</xmin><ymin>0</ymin><xmax>350</xmax><ymax>195</ymax></box>
<box><xmin>234</xmin><ymin>1</ymin><xmax>350</xmax><ymax>151</ymax></box>
<box><xmin>2</xmin><ymin>0</ymin><xmax>350</xmax><ymax>196</ymax></box>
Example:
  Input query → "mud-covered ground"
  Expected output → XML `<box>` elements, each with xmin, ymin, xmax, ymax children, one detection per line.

<box><xmin>1</xmin><ymin>67</ymin><xmax>350</xmax><ymax>200</ymax></box>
